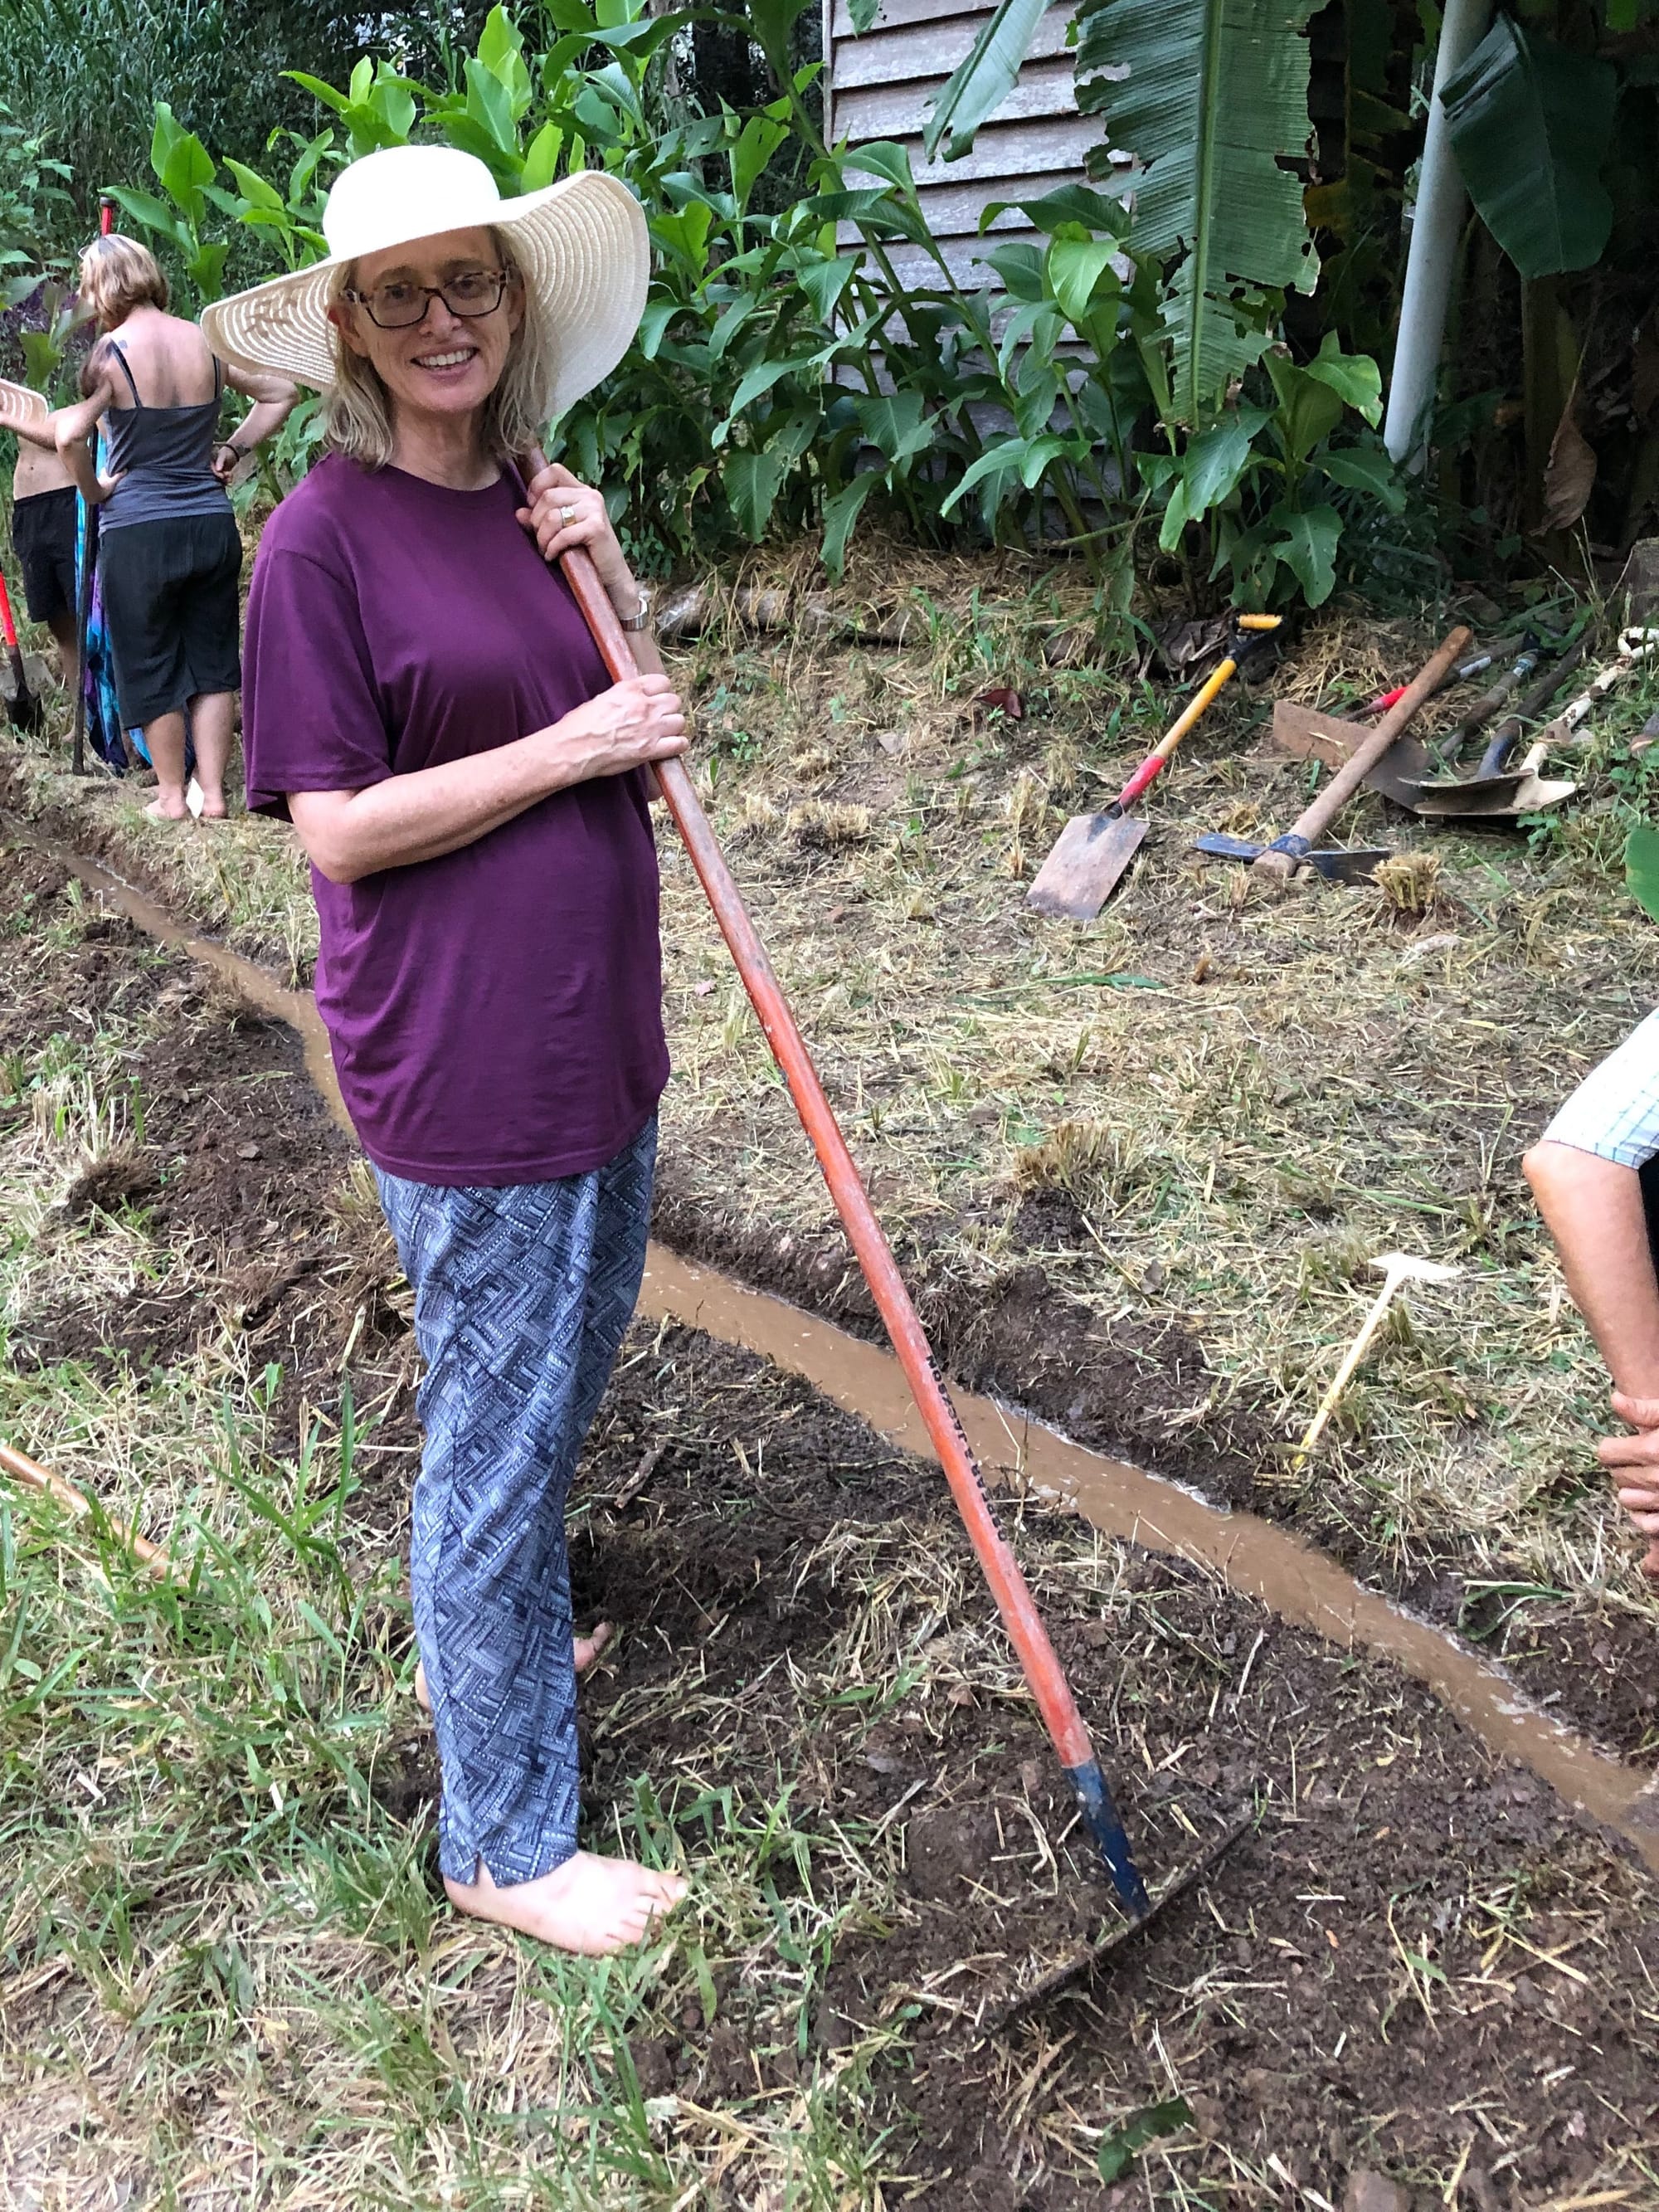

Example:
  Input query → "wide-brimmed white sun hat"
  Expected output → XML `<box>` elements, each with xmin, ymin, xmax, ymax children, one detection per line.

<box><xmin>0</xmin><ymin>378</ymin><xmax>48</xmax><ymax>430</ymax></box>
<box><xmin>202</xmin><ymin>144</ymin><xmax>649</xmax><ymax>421</ymax></box>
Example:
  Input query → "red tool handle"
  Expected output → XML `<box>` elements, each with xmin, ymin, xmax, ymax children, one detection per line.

<box><xmin>0</xmin><ymin>569</ymin><xmax>19</xmax><ymax>654</ymax></box>
<box><xmin>530</xmin><ymin>460</ymin><xmax>1146</xmax><ymax>1907</ymax></box>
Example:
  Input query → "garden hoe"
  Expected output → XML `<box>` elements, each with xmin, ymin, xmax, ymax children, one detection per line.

<box><xmin>528</xmin><ymin>449</ymin><xmax>1234</xmax><ymax>1932</ymax></box>
<box><xmin>1025</xmin><ymin>612</ymin><xmax>1283</xmax><ymax>920</ymax></box>
<box><xmin>1199</xmin><ymin>626</ymin><xmax>1472</xmax><ymax>883</ymax></box>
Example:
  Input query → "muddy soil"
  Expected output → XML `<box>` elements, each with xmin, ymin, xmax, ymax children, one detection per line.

<box><xmin>651</xmin><ymin>1177</ymin><xmax>1659</xmax><ymax>1770</ymax></box>
<box><xmin>7</xmin><ymin>832</ymin><xmax>1659</xmax><ymax>2201</ymax></box>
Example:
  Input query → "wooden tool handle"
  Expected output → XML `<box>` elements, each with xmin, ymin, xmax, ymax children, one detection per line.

<box><xmin>523</xmin><ymin>452</ymin><xmax>1149</xmax><ymax>1907</ymax></box>
<box><xmin>1253</xmin><ymin>626</ymin><xmax>1472</xmax><ymax>879</ymax></box>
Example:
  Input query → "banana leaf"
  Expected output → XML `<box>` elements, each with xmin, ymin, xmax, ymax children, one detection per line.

<box><xmin>922</xmin><ymin>0</ymin><xmax>1051</xmax><ymax>163</ymax></box>
<box><xmin>1440</xmin><ymin>18</ymin><xmax>1616</xmax><ymax>280</ymax></box>
<box><xmin>1074</xmin><ymin>0</ymin><xmax>1318</xmax><ymax>423</ymax></box>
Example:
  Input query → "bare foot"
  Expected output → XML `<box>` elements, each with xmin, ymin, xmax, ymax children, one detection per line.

<box><xmin>145</xmin><ymin>794</ymin><xmax>189</xmax><ymax>821</ymax></box>
<box><xmin>445</xmin><ymin>1849</ymin><xmax>687</xmax><ymax>1955</ymax></box>
<box><xmin>198</xmin><ymin>792</ymin><xmax>229</xmax><ymax>820</ymax></box>
<box><xmin>413</xmin><ymin>1621</ymin><xmax>613</xmax><ymax>1715</ymax></box>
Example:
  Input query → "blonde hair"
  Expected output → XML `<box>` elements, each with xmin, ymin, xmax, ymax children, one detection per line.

<box><xmin>78</xmin><ymin>234</ymin><xmax>169</xmax><ymax>328</ymax></box>
<box><xmin>323</xmin><ymin>246</ymin><xmax>556</xmax><ymax>470</ymax></box>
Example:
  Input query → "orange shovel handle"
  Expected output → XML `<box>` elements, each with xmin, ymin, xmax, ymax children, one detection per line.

<box><xmin>528</xmin><ymin>456</ymin><xmax>1147</xmax><ymax>1908</ymax></box>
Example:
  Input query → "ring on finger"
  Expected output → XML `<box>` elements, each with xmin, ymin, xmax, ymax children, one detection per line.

<box><xmin>559</xmin><ymin>503</ymin><xmax>577</xmax><ymax>528</ymax></box>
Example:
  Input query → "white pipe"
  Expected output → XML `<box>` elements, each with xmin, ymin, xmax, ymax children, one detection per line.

<box><xmin>1383</xmin><ymin>0</ymin><xmax>1492</xmax><ymax>468</ymax></box>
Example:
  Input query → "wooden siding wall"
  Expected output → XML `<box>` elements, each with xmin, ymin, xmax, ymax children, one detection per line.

<box><xmin>823</xmin><ymin>0</ymin><xmax>1094</xmax><ymax>292</ymax></box>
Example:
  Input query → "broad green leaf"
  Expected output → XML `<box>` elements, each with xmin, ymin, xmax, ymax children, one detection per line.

<box><xmin>1075</xmin><ymin>0</ymin><xmax>1317</xmax><ymax>416</ymax></box>
<box><xmin>349</xmin><ymin>56</ymin><xmax>373</xmax><ymax>106</ymax></box>
<box><xmin>157</xmin><ymin>123</ymin><xmax>216</xmax><ymax>224</ymax></box>
<box><xmin>221</xmin><ymin>158</ymin><xmax>283</xmax><ymax>213</ymax></box>
<box><xmin>1019</xmin><ymin>432</ymin><xmax>1076</xmax><ymax>488</ymax></box>
<box><xmin>1048</xmin><ymin>237</ymin><xmax>1118</xmax><ymax>325</ymax></box>
<box><xmin>186</xmin><ymin>241</ymin><xmax>231</xmax><ymax>302</ymax></box>
<box><xmin>716</xmin><ymin>356</ymin><xmax>810</xmax><ymax>439</ymax></box>
<box><xmin>854</xmin><ymin>390</ymin><xmax>932</xmax><ymax>465</ymax></box>
<box><xmin>1272</xmin><ymin>503</ymin><xmax>1342</xmax><ymax>605</ymax></box>
<box><xmin>795</xmin><ymin>255</ymin><xmax>859</xmax><ymax>322</ymax></box>
<box><xmin>368</xmin><ymin>75</ymin><xmax>418</xmax><ymax>141</ymax></box>
<box><xmin>1157</xmin><ymin>257</ymin><xmax>1272</xmax><ymax>426</ymax></box>
<box><xmin>725</xmin><ymin>444</ymin><xmax>790</xmax><ymax>541</ymax></box>
<box><xmin>1098</xmin><ymin>2100</ymin><xmax>1194</xmax><ymax>2185</ymax></box>
<box><xmin>732</xmin><ymin>113</ymin><xmax>791</xmax><ymax>212</ymax></box>
<box><xmin>1265</xmin><ymin>352</ymin><xmax>1345</xmax><ymax>464</ymax></box>
<box><xmin>1628</xmin><ymin>822</ymin><xmax>1659</xmax><ymax>923</ymax></box>
<box><xmin>102</xmin><ymin>185</ymin><xmax>181</xmax><ymax>242</ymax></box>
<box><xmin>939</xmin><ymin>437</ymin><xmax>1027</xmax><ymax>519</ymax></box>
<box><xmin>466</xmin><ymin>57</ymin><xmax>519</xmax><ymax>153</ymax></box>
<box><xmin>924</xmin><ymin>0</ymin><xmax>1049</xmax><ymax>163</ymax></box>
<box><xmin>820</xmin><ymin>473</ymin><xmax>880</xmax><ymax>578</ymax></box>
<box><xmin>521</xmin><ymin>122</ymin><xmax>565</xmax><ymax>192</ymax></box>
<box><xmin>1441</xmin><ymin>18</ymin><xmax>1616</xmax><ymax>278</ymax></box>
<box><xmin>1303</xmin><ymin>331</ymin><xmax>1383</xmax><ymax>424</ymax></box>
<box><xmin>1316</xmin><ymin>445</ymin><xmax>1405</xmax><ymax>512</ymax></box>
<box><xmin>479</xmin><ymin>3</ymin><xmax>526</xmax><ymax>81</ymax></box>
<box><xmin>1181</xmin><ymin>404</ymin><xmax>1273</xmax><ymax>521</ymax></box>
<box><xmin>745</xmin><ymin>0</ymin><xmax>817</xmax><ymax>81</ymax></box>
<box><xmin>285</xmin><ymin>71</ymin><xmax>355</xmax><ymax>119</ymax></box>
<box><xmin>844</xmin><ymin>140</ymin><xmax>916</xmax><ymax>194</ymax></box>
<box><xmin>636</xmin><ymin>300</ymin><xmax>677</xmax><ymax>359</ymax></box>
<box><xmin>651</xmin><ymin>201</ymin><xmax>713</xmax><ymax>274</ymax></box>
<box><xmin>847</xmin><ymin>0</ymin><xmax>883</xmax><ymax>27</ymax></box>
<box><xmin>982</xmin><ymin>184</ymin><xmax>1130</xmax><ymax>236</ymax></box>
<box><xmin>982</xmin><ymin>239</ymin><xmax>1045</xmax><ymax>303</ymax></box>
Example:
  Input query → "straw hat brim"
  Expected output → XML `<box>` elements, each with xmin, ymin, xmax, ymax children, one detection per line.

<box><xmin>201</xmin><ymin>169</ymin><xmax>648</xmax><ymax>422</ymax></box>
<box><xmin>0</xmin><ymin>378</ymin><xmax>49</xmax><ymax>426</ymax></box>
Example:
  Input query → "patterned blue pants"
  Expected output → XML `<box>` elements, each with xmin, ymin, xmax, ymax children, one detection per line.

<box><xmin>374</xmin><ymin>1117</ymin><xmax>656</xmax><ymax>1885</ymax></box>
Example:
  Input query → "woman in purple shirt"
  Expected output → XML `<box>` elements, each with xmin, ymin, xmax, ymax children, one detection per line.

<box><xmin>206</xmin><ymin>146</ymin><xmax>688</xmax><ymax>1955</ymax></box>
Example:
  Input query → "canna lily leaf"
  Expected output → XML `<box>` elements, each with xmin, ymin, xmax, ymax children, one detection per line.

<box><xmin>1627</xmin><ymin>822</ymin><xmax>1659</xmax><ymax>924</ymax></box>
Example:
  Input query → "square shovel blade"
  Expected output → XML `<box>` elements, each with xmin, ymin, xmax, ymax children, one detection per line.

<box><xmin>1027</xmin><ymin>811</ymin><xmax>1148</xmax><ymax>919</ymax></box>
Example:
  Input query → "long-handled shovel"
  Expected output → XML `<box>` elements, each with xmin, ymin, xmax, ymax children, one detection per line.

<box><xmin>533</xmin><ymin>460</ymin><xmax>1155</xmax><ymax>1914</ymax></box>
<box><xmin>1026</xmin><ymin>612</ymin><xmax>1282</xmax><ymax>921</ymax></box>
<box><xmin>0</xmin><ymin>567</ymin><xmax>42</xmax><ymax>734</ymax></box>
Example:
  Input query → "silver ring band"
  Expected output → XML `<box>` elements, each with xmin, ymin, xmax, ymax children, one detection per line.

<box><xmin>560</xmin><ymin>503</ymin><xmax>577</xmax><ymax>528</ymax></box>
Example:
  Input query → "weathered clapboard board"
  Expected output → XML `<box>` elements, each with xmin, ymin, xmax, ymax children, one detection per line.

<box><xmin>823</xmin><ymin>0</ymin><xmax>1097</xmax><ymax>291</ymax></box>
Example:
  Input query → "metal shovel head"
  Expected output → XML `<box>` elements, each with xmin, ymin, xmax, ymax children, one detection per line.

<box><xmin>1262</xmin><ymin>701</ymin><xmax>1429</xmax><ymax>809</ymax></box>
<box><xmin>1027</xmin><ymin>809</ymin><xmax>1148</xmax><ymax>919</ymax></box>
<box><xmin>1414</xmin><ymin>768</ymin><xmax>1535</xmax><ymax>816</ymax></box>
<box><xmin>1426</xmin><ymin>774</ymin><xmax>1578</xmax><ymax>824</ymax></box>
<box><xmin>3</xmin><ymin>646</ymin><xmax>40</xmax><ymax>733</ymax></box>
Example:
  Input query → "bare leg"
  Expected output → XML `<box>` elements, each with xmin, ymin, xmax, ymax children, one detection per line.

<box><xmin>141</xmin><ymin>709</ymin><xmax>190</xmax><ymax>820</ymax></box>
<box><xmin>46</xmin><ymin>607</ymin><xmax>78</xmax><ymax>694</ymax></box>
<box><xmin>415</xmin><ymin>1621</ymin><xmax>612</xmax><ymax>1714</ymax></box>
<box><xmin>187</xmin><ymin>689</ymin><xmax>236</xmax><ymax>818</ymax></box>
<box><xmin>1525</xmin><ymin>1140</ymin><xmax>1659</xmax><ymax>1573</ymax></box>
<box><xmin>444</xmin><ymin>1852</ymin><xmax>687</xmax><ymax>1956</ymax></box>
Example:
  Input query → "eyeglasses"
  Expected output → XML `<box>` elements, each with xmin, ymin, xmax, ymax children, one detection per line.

<box><xmin>342</xmin><ymin>267</ymin><xmax>513</xmax><ymax>329</ymax></box>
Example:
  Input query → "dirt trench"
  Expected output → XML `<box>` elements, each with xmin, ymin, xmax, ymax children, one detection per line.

<box><xmin>6</xmin><ymin>833</ymin><xmax>1659</xmax><ymax>2203</ymax></box>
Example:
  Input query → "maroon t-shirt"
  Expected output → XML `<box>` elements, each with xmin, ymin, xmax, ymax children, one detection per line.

<box><xmin>242</xmin><ymin>453</ymin><xmax>668</xmax><ymax>1186</ymax></box>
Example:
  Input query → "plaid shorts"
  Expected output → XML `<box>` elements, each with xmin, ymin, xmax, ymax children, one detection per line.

<box><xmin>1542</xmin><ymin>1012</ymin><xmax>1659</xmax><ymax>1168</ymax></box>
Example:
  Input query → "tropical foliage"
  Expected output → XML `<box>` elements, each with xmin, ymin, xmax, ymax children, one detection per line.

<box><xmin>59</xmin><ymin>0</ymin><xmax>1393</xmax><ymax>605</ymax></box>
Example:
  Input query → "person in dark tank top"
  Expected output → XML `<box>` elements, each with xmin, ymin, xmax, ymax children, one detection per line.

<box><xmin>51</xmin><ymin>235</ymin><xmax>296</xmax><ymax>821</ymax></box>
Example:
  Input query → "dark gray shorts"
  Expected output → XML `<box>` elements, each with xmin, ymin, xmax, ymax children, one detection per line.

<box><xmin>99</xmin><ymin>511</ymin><xmax>241</xmax><ymax>727</ymax></box>
<box><xmin>12</xmin><ymin>485</ymin><xmax>78</xmax><ymax>626</ymax></box>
